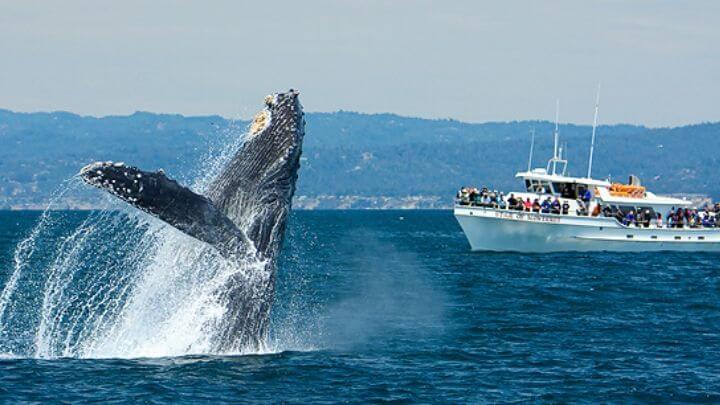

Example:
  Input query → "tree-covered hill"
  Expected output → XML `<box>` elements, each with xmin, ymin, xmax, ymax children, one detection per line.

<box><xmin>0</xmin><ymin>108</ymin><xmax>718</xmax><ymax>209</ymax></box>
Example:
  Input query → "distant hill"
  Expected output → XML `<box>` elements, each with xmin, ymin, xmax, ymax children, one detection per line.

<box><xmin>0</xmin><ymin>108</ymin><xmax>718</xmax><ymax>209</ymax></box>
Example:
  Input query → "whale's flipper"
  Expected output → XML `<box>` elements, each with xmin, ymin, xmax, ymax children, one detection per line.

<box><xmin>79</xmin><ymin>161</ymin><xmax>250</xmax><ymax>257</ymax></box>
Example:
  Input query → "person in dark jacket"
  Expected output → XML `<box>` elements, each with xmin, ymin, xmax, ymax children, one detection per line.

<box><xmin>541</xmin><ymin>198</ymin><xmax>552</xmax><ymax>214</ymax></box>
<box><xmin>551</xmin><ymin>198</ymin><xmax>561</xmax><ymax>214</ymax></box>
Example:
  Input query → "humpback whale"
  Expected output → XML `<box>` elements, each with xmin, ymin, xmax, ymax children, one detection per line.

<box><xmin>79</xmin><ymin>90</ymin><xmax>305</xmax><ymax>351</ymax></box>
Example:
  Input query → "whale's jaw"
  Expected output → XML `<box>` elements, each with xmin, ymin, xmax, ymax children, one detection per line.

<box><xmin>206</xmin><ymin>90</ymin><xmax>305</xmax><ymax>259</ymax></box>
<box><xmin>78</xmin><ymin>90</ymin><xmax>305</xmax><ymax>352</ymax></box>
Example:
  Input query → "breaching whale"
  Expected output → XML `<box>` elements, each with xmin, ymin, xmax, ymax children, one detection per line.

<box><xmin>79</xmin><ymin>90</ymin><xmax>305</xmax><ymax>351</ymax></box>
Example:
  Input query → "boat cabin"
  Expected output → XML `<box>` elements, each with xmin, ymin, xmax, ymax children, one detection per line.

<box><xmin>515</xmin><ymin>168</ymin><xmax>691</xmax><ymax>216</ymax></box>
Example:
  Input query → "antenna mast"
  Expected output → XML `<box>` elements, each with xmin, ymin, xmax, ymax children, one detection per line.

<box><xmin>587</xmin><ymin>83</ymin><xmax>601</xmax><ymax>178</ymax></box>
<box><xmin>527</xmin><ymin>127</ymin><xmax>535</xmax><ymax>171</ymax></box>
<box><xmin>551</xmin><ymin>100</ymin><xmax>560</xmax><ymax>174</ymax></box>
<box><xmin>553</xmin><ymin>99</ymin><xmax>560</xmax><ymax>161</ymax></box>
<box><xmin>546</xmin><ymin>100</ymin><xmax>567</xmax><ymax>176</ymax></box>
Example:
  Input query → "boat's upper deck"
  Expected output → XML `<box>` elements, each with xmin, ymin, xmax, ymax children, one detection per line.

<box><xmin>514</xmin><ymin>168</ymin><xmax>691</xmax><ymax>211</ymax></box>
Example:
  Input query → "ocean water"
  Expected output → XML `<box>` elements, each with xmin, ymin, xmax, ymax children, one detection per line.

<box><xmin>1</xmin><ymin>209</ymin><xmax>719</xmax><ymax>402</ymax></box>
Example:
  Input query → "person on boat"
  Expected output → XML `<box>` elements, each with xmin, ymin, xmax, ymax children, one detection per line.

<box><xmin>642</xmin><ymin>209</ymin><xmax>652</xmax><ymax>228</ymax></box>
<box><xmin>480</xmin><ymin>193</ymin><xmax>491</xmax><ymax>207</ymax></box>
<box><xmin>497</xmin><ymin>192</ymin><xmax>507</xmax><ymax>210</ymax></box>
<box><xmin>623</xmin><ymin>210</ymin><xmax>635</xmax><ymax>226</ymax></box>
<box><xmin>468</xmin><ymin>188</ymin><xmax>477</xmax><ymax>205</ymax></box>
<box><xmin>576</xmin><ymin>199</ymin><xmax>588</xmax><ymax>216</ymax></box>
<box><xmin>591</xmin><ymin>203</ymin><xmax>601</xmax><ymax>217</ymax></box>
<box><xmin>551</xmin><ymin>198</ymin><xmax>561</xmax><ymax>214</ymax></box>
<box><xmin>458</xmin><ymin>187</ymin><xmax>470</xmax><ymax>205</ymax></box>
<box><xmin>602</xmin><ymin>205</ymin><xmax>613</xmax><ymax>217</ymax></box>
<box><xmin>702</xmin><ymin>213</ymin><xmax>712</xmax><ymax>228</ymax></box>
<box><xmin>524</xmin><ymin>198</ymin><xmax>533</xmax><ymax>212</ymax></box>
<box><xmin>582</xmin><ymin>188</ymin><xmax>593</xmax><ymax>204</ymax></box>
<box><xmin>532</xmin><ymin>199</ymin><xmax>541</xmax><ymax>213</ymax></box>
<box><xmin>656</xmin><ymin>212</ymin><xmax>663</xmax><ymax>228</ymax></box>
<box><xmin>673</xmin><ymin>212</ymin><xmax>680</xmax><ymax>228</ymax></box>
<box><xmin>678</xmin><ymin>207</ymin><xmax>687</xmax><ymax>228</ymax></box>
<box><xmin>472</xmin><ymin>190</ymin><xmax>483</xmax><ymax>206</ymax></box>
<box><xmin>562</xmin><ymin>200</ymin><xmax>570</xmax><ymax>215</ymax></box>
<box><xmin>507</xmin><ymin>194</ymin><xmax>518</xmax><ymax>210</ymax></box>
<box><xmin>541</xmin><ymin>198</ymin><xmax>551</xmax><ymax>214</ymax></box>
<box><xmin>637</xmin><ymin>210</ymin><xmax>645</xmax><ymax>227</ymax></box>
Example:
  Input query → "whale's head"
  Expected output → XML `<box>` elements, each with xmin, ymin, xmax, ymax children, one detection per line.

<box><xmin>206</xmin><ymin>90</ymin><xmax>305</xmax><ymax>256</ymax></box>
<box><xmin>79</xmin><ymin>161</ymin><xmax>147</xmax><ymax>204</ymax></box>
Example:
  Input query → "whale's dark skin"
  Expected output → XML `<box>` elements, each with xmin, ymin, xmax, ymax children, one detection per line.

<box><xmin>79</xmin><ymin>90</ymin><xmax>305</xmax><ymax>351</ymax></box>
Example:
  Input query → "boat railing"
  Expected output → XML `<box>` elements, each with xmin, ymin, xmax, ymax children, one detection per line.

<box><xmin>455</xmin><ymin>199</ymin><xmax>720</xmax><ymax>230</ymax></box>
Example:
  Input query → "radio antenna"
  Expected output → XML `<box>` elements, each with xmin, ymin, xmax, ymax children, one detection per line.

<box><xmin>587</xmin><ymin>83</ymin><xmax>601</xmax><ymax>178</ymax></box>
<box><xmin>527</xmin><ymin>127</ymin><xmax>535</xmax><ymax>171</ymax></box>
<box><xmin>551</xmin><ymin>100</ymin><xmax>560</xmax><ymax>174</ymax></box>
<box><xmin>553</xmin><ymin>99</ymin><xmax>560</xmax><ymax>161</ymax></box>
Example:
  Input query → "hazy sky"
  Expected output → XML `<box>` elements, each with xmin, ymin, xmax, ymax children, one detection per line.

<box><xmin>1</xmin><ymin>1</ymin><xmax>718</xmax><ymax>126</ymax></box>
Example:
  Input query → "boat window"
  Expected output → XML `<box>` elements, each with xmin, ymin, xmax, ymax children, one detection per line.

<box><xmin>553</xmin><ymin>182</ymin><xmax>579</xmax><ymax>199</ymax></box>
<box><xmin>526</xmin><ymin>180</ymin><xmax>551</xmax><ymax>194</ymax></box>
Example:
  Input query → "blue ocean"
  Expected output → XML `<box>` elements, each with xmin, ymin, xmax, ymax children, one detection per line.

<box><xmin>1</xmin><ymin>209</ymin><xmax>719</xmax><ymax>402</ymax></box>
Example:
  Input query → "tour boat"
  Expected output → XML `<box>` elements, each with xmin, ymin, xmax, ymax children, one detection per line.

<box><xmin>454</xmin><ymin>98</ymin><xmax>720</xmax><ymax>252</ymax></box>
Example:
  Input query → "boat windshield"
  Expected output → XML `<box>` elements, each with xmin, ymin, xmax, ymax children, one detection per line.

<box><xmin>525</xmin><ymin>179</ymin><xmax>552</xmax><ymax>194</ymax></box>
<box><xmin>552</xmin><ymin>182</ymin><xmax>581</xmax><ymax>199</ymax></box>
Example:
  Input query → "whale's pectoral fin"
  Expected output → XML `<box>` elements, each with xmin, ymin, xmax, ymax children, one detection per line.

<box><xmin>79</xmin><ymin>161</ymin><xmax>250</xmax><ymax>257</ymax></box>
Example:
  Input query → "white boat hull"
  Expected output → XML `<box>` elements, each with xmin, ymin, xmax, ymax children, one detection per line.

<box><xmin>454</xmin><ymin>206</ymin><xmax>720</xmax><ymax>252</ymax></box>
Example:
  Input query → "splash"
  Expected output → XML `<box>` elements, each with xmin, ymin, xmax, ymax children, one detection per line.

<box><xmin>0</xmin><ymin>122</ymin><xmax>300</xmax><ymax>359</ymax></box>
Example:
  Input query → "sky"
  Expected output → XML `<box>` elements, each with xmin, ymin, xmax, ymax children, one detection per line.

<box><xmin>1</xmin><ymin>0</ymin><xmax>718</xmax><ymax>126</ymax></box>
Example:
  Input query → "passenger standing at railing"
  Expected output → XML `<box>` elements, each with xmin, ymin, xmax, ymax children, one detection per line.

<box><xmin>576</xmin><ymin>199</ymin><xmax>587</xmax><ymax>216</ymax></box>
<box><xmin>657</xmin><ymin>213</ymin><xmax>663</xmax><ymax>228</ymax></box>
<box><xmin>498</xmin><ymin>193</ymin><xmax>507</xmax><ymax>210</ymax></box>
<box><xmin>532</xmin><ymin>199</ymin><xmax>541</xmax><ymax>212</ymax></box>
<box><xmin>562</xmin><ymin>200</ymin><xmax>570</xmax><ymax>215</ymax></box>
<box><xmin>507</xmin><ymin>194</ymin><xmax>518</xmax><ymax>210</ymax></box>
<box><xmin>702</xmin><ymin>212</ymin><xmax>712</xmax><ymax>228</ymax></box>
<box><xmin>524</xmin><ymin>198</ymin><xmax>533</xmax><ymax>212</ymax></box>
<box><xmin>458</xmin><ymin>187</ymin><xmax>470</xmax><ymax>205</ymax></box>
<box><xmin>551</xmin><ymin>198</ymin><xmax>561</xmax><ymax>214</ymax></box>
<box><xmin>642</xmin><ymin>209</ymin><xmax>652</xmax><ymax>228</ymax></box>
<box><xmin>582</xmin><ymin>188</ymin><xmax>593</xmax><ymax>204</ymax></box>
<box><xmin>541</xmin><ymin>198</ymin><xmax>551</xmax><ymax>214</ymax></box>
<box><xmin>468</xmin><ymin>188</ymin><xmax>478</xmax><ymax>206</ymax></box>
<box><xmin>624</xmin><ymin>210</ymin><xmax>635</xmax><ymax>226</ymax></box>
